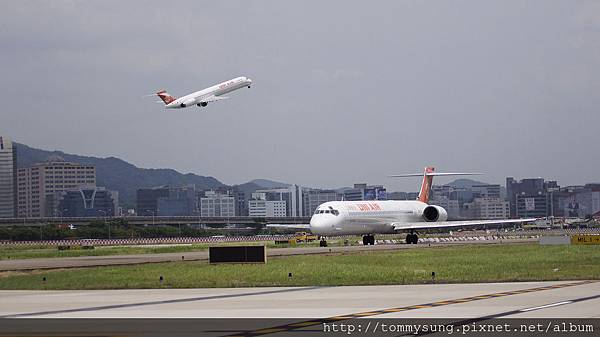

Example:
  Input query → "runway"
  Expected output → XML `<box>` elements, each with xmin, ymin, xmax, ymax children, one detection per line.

<box><xmin>1</xmin><ymin>280</ymin><xmax>598</xmax><ymax>319</ymax></box>
<box><xmin>0</xmin><ymin>238</ymin><xmax>535</xmax><ymax>271</ymax></box>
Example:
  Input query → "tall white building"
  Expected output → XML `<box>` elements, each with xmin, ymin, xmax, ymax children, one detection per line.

<box><xmin>248</xmin><ymin>185</ymin><xmax>305</xmax><ymax>217</ymax></box>
<box><xmin>248</xmin><ymin>199</ymin><xmax>287</xmax><ymax>217</ymax></box>
<box><xmin>200</xmin><ymin>190</ymin><xmax>235</xmax><ymax>217</ymax></box>
<box><xmin>0</xmin><ymin>136</ymin><xmax>17</xmax><ymax>218</ymax></box>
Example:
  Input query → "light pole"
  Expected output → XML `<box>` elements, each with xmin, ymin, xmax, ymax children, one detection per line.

<box><xmin>145</xmin><ymin>210</ymin><xmax>155</xmax><ymax>226</ymax></box>
<box><xmin>98</xmin><ymin>210</ymin><xmax>109</xmax><ymax>239</ymax></box>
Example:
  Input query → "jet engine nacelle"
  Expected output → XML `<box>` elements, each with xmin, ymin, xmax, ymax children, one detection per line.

<box><xmin>180</xmin><ymin>99</ymin><xmax>196</xmax><ymax>108</ymax></box>
<box><xmin>422</xmin><ymin>205</ymin><xmax>448</xmax><ymax>222</ymax></box>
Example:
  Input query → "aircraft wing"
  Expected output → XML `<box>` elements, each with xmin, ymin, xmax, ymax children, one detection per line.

<box><xmin>266</xmin><ymin>224</ymin><xmax>311</xmax><ymax>229</ymax></box>
<box><xmin>200</xmin><ymin>95</ymin><xmax>229</xmax><ymax>103</ymax></box>
<box><xmin>391</xmin><ymin>218</ymin><xmax>536</xmax><ymax>231</ymax></box>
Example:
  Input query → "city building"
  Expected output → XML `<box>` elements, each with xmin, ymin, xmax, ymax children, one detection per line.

<box><xmin>429</xmin><ymin>197</ymin><xmax>460</xmax><ymax>219</ymax></box>
<box><xmin>200</xmin><ymin>190</ymin><xmax>235</xmax><ymax>217</ymax></box>
<box><xmin>463</xmin><ymin>197</ymin><xmax>510</xmax><ymax>219</ymax></box>
<box><xmin>387</xmin><ymin>191</ymin><xmax>419</xmax><ymax>200</ymax></box>
<box><xmin>303</xmin><ymin>189</ymin><xmax>343</xmax><ymax>215</ymax></box>
<box><xmin>0</xmin><ymin>136</ymin><xmax>17</xmax><ymax>218</ymax></box>
<box><xmin>472</xmin><ymin>184</ymin><xmax>502</xmax><ymax>199</ymax></box>
<box><xmin>57</xmin><ymin>186</ymin><xmax>118</xmax><ymax>217</ymax></box>
<box><xmin>136</xmin><ymin>187</ymin><xmax>169</xmax><ymax>216</ymax></box>
<box><xmin>157</xmin><ymin>186</ymin><xmax>196</xmax><ymax>216</ymax></box>
<box><xmin>248</xmin><ymin>199</ymin><xmax>287</xmax><ymax>217</ymax></box>
<box><xmin>17</xmin><ymin>157</ymin><xmax>96</xmax><ymax>217</ymax></box>
<box><xmin>555</xmin><ymin>184</ymin><xmax>600</xmax><ymax>218</ymax></box>
<box><xmin>247</xmin><ymin>185</ymin><xmax>305</xmax><ymax>217</ymax></box>
<box><xmin>343</xmin><ymin>183</ymin><xmax>387</xmax><ymax>201</ymax></box>
<box><xmin>506</xmin><ymin>177</ymin><xmax>558</xmax><ymax>218</ymax></box>
<box><xmin>136</xmin><ymin>186</ymin><xmax>197</xmax><ymax>216</ymax></box>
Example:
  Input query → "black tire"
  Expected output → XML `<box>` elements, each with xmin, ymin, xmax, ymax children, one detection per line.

<box><xmin>362</xmin><ymin>236</ymin><xmax>368</xmax><ymax>245</ymax></box>
<box><xmin>369</xmin><ymin>235</ymin><xmax>375</xmax><ymax>245</ymax></box>
<box><xmin>406</xmin><ymin>234</ymin><xmax>412</xmax><ymax>244</ymax></box>
<box><xmin>412</xmin><ymin>234</ymin><xmax>419</xmax><ymax>244</ymax></box>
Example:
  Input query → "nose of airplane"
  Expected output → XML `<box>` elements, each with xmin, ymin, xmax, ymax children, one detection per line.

<box><xmin>309</xmin><ymin>215</ymin><xmax>334</xmax><ymax>235</ymax></box>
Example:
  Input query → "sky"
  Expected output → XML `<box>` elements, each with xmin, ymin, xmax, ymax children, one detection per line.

<box><xmin>1</xmin><ymin>1</ymin><xmax>599</xmax><ymax>191</ymax></box>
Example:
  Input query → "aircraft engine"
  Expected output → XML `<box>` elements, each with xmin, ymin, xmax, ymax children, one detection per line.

<box><xmin>422</xmin><ymin>205</ymin><xmax>448</xmax><ymax>222</ymax></box>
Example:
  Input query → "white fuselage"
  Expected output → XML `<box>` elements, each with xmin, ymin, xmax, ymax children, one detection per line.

<box><xmin>309</xmin><ymin>200</ymin><xmax>434</xmax><ymax>235</ymax></box>
<box><xmin>166</xmin><ymin>76</ymin><xmax>252</xmax><ymax>109</ymax></box>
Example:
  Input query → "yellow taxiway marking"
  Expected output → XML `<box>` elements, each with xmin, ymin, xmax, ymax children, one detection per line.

<box><xmin>224</xmin><ymin>280</ymin><xmax>597</xmax><ymax>337</ymax></box>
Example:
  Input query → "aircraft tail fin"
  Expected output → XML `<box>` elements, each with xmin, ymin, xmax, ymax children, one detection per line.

<box><xmin>389</xmin><ymin>167</ymin><xmax>483</xmax><ymax>204</ymax></box>
<box><xmin>156</xmin><ymin>90</ymin><xmax>177</xmax><ymax>105</ymax></box>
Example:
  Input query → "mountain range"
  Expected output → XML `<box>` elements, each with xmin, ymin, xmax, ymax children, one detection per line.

<box><xmin>14</xmin><ymin>142</ymin><xmax>494</xmax><ymax>208</ymax></box>
<box><xmin>15</xmin><ymin>143</ymin><xmax>285</xmax><ymax>207</ymax></box>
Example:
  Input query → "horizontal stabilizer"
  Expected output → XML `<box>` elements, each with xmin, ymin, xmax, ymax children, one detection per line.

<box><xmin>391</xmin><ymin>218</ymin><xmax>536</xmax><ymax>231</ymax></box>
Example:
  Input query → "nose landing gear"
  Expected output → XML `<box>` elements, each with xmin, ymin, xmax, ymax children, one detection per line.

<box><xmin>362</xmin><ymin>235</ymin><xmax>375</xmax><ymax>245</ymax></box>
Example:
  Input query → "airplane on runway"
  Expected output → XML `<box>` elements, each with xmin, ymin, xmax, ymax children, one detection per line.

<box><xmin>269</xmin><ymin>167</ymin><xmax>535</xmax><ymax>245</ymax></box>
<box><xmin>155</xmin><ymin>76</ymin><xmax>252</xmax><ymax>109</ymax></box>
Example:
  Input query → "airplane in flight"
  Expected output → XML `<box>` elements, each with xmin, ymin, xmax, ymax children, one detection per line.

<box><xmin>271</xmin><ymin>167</ymin><xmax>535</xmax><ymax>245</ymax></box>
<box><xmin>155</xmin><ymin>76</ymin><xmax>252</xmax><ymax>109</ymax></box>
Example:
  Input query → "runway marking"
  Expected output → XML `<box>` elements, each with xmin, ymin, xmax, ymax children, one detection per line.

<box><xmin>0</xmin><ymin>286</ymin><xmax>326</xmax><ymax>318</ymax></box>
<box><xmin>224</xmin><ymin>280</ymin><xmax>597</xmax><ymax>337</ymax></box>
<box><xmin>520</xmin><ymin>301</ymin><xmax>573</xmax><ymax>312</ymax></box>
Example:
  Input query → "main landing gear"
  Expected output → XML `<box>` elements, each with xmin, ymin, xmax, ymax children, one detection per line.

<box><xmin>319</xmin><ymin>237</ymin><xmax>328</xmax><ymax>247</ymax></box>
<box><xmin>405</xmin><ymin>232</ymin><xmax>419</xmax><ymax>244</ymax></box>
<box><xmin>362</xmin><ymin>235</ymin><xmax>375</xmax><ymax>245</ymax></box>
<box><xmin>197</xmin><ymin>102</ymin><xmax>208</xmax><ymax>107</ymax></box>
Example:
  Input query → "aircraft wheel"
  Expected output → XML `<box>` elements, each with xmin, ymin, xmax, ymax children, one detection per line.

<box><xmin>369</xmin><ymin>235</ymin><xmax>375</xmax><ymax>245</ymax></box>
<box><xmin>248</xmin><ymin>86</ymin><xmax>251</xmax><ymax>88</ymax></box>
<box><xmin>320</xmin><ymin>239</ymin><xmax>327</xmax><ymax>247</ymax></box>
<box><xmin>412</xmin><ymin>234</ymin><xmax>419</xmax><ymax>244</ymax></box>
<box><xmin>362</xmin><ymin>236</ymin><xmax>368</xmax><ymax>245</ymax></box>
<box><xmin>406</xmin><ymin>235</ymin><xmax>412</xmax><ymax>244</ymax></box>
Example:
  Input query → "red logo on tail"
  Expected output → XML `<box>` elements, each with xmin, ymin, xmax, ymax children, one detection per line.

<box><xmin>418</xmin><ymin>166</ymin><xmax>435</xmax><ymax>203</ymax></box>
<box><xmin>156</xmin><ymin>90</ymin><xmax>176</xmax><ymax>104</ymax></box>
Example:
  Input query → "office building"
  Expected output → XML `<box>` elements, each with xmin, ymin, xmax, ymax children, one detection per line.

<box><xmin>157</xmin><ymin>186</ymin><xmax>196</xmax><ymax>216</ymax></box>
<box><xmin>57</xmin><ymin>186</ymin><xmax>118</xmax><ymax>217</ymax></box>
<box><xmin>304</xmin><ymin>189</ymin><xmax>343</xmax><ymax>215</ymax></box>
<box><xmin>556</xmin><ymin>185</ymin><xmax>600</xmax><ymax>218</ymax></box>
<box><xmin>506</xmin><ymin>177</ymin><xmax>558</xmax><ymax>218</ymax></box>
<box><xmin>248</xmin><ymin>199</ymin><xmax>287</xmax><ymax>217</ymax></box>
<box><xmin>472</xmin><ymin>184</ymin><xmax>501</xmax><ymax>199</ymax></box>
<box><xmin>0</xmin><ymin>136</ymin><xmax>17</xmax><ymax>218</ymax></box>
<box><xmin>17</xmin><ymin>158</ymin><xmax>96</xmax><ymax>217</ymax></box>
<box><xmin>200</xmin><ymin>190</ymin><xmax>235</xmax><ymax>217</ymax></box>
<box><xmin>343</xmin><ymin>183</ymin><xmax>387</xmax><ymax>201</ymax></box>
<box><xmin>463</xmin><ymin>197</ymin><xmax>510</xmax><ymax>219</ymax></box>
<box><xmin>387</xmin><ymin>191</ymin><xmax>419</xmax><ymax>200</ymax></box>
<box><xmin>136</xmin><ymin>186</ymin><xmax>197</xmax><ymax>216</ymax></box>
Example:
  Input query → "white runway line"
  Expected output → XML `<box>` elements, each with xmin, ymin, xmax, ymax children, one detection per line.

<box><xmin>519</xmin><ymin>301</ymin><xmax>573</xmax><ymax>312</ymax></box>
